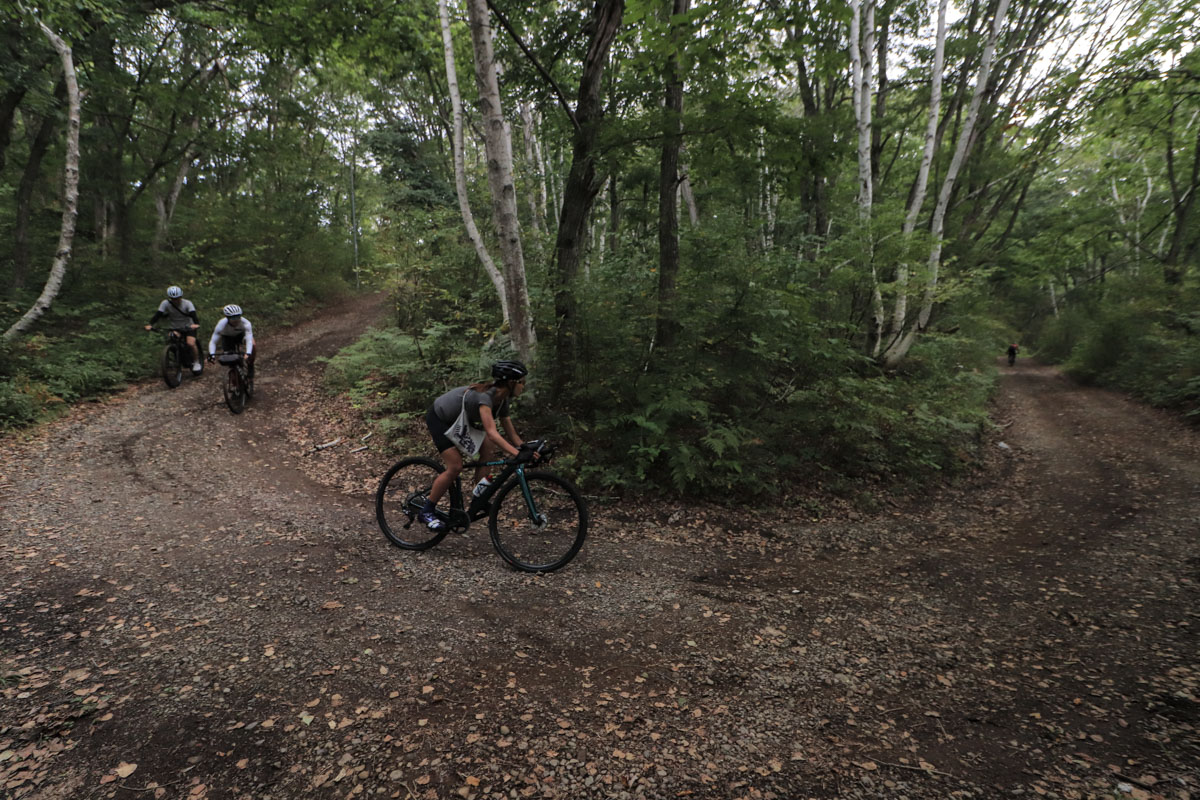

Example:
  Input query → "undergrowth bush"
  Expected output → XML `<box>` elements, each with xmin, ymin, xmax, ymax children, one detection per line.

<box><xmin>1035</xmin><ymin>280</ymin><xmax>1200</xmax><ymax>419</ymax></box>
<box><xmin>333</xmin><ymin>218</ymin><xmax>1000</xmax><ymax>500</ymax></box>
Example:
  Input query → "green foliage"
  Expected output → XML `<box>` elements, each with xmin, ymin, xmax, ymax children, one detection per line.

<box><xmin>1037</xmin><ymin>281</ymin><xmax>1200</xmax><ymax>418</ymax></box>
<box><xmin>323</xmin><ymin>324</ymin><xmax>481</xmax><ymax>417</ymax></box>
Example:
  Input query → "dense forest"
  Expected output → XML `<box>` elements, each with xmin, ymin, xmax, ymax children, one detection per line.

<box><xmin>1</xmin><ymin>0</ymin><xmax>1197</xmax><ymax>496</ymax></box>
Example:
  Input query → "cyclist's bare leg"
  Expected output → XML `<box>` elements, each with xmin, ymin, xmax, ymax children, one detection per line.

<box><xmin>428</xmin><ymin>446</ymin><xmax>463</xmax><ymax>504</ymax></box>
<box><xmin>185</xmin><ymin>335</ymin><xmax>200</xmax><ymax>364</ymax></box>
<box><xmin>474</xmin><ymin>439</ymin><xmax>498</xmax><ymax>482</ymax></box>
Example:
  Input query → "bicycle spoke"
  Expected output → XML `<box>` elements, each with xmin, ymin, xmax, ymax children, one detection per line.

<box><xmin>489</xmin><ymin>471</ymin><xmax>587</xmax><ymax>572</ymax></box>
<box><xmin>376</xmin><ymin>458</ymin><xmax>452</xmax><ymax>550</ymax></box>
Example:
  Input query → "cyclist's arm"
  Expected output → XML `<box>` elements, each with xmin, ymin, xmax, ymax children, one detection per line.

<box><xmin>208</xmin><ymin>320</ymin><xmax>225</xmax><ymax>356</ymax></box>
<box><xmin>499</xmin><ymin>415</ymin><xmax>523</xmax><ymax>449</ymax></box>
<box><xmin>242</xmin><ymin>319</ymin><xmax>254</xmax><ymax>355</ymax></box>
<box><xmin>187</xmin><ymin>304</ymin><xmax>199</xmax><ymax>329</ymax></box>
<box><xmin>147</xmin><ymin>305</ymin><xmax>166</xmax><ymax>327</ymax></box>
<box><xmin>479</xmin><ymin>405</ymin><xmax>519</xmax><ymax>457</ymax></box>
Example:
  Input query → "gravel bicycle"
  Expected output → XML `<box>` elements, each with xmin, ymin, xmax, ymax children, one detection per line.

<box><xmin>213</xmin><ymin>349</ymin><xmax>253</xmax><ymax>414</ymax></box>
<box><xmin>149</xmin><ymin>327</ymin><xmax>202</xmax><ymax>388</ymax></box>
<box><xmin>375</xmin><ymin>440</ymin><xmax>588</xmax><ymax>572</ymax></box>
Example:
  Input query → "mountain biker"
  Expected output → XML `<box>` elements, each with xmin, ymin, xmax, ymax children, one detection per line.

<box><xmin>1007</xmin><ymin>343</ymin><xmax>1019</xmax><ymax>366</ymax></box>
<box><xmin>207</xmin><ymin>305</ymin><xmax>256</xmax><ymax>383</ymax></box>
<box><xmin>144</xmin><ymin>286</ymin><xmax>202</xmax><ymax>373</ymax></box>
<box><xmin>418</xmin><ymin>360</ymin><xmax>534</xmax><ymax>532</ymax></box>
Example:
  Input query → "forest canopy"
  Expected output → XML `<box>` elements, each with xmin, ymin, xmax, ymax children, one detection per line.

<box><xmin>2</xmin><ymin>0</ymin><xmax>1197</xmax><ymax>496</ymax></box>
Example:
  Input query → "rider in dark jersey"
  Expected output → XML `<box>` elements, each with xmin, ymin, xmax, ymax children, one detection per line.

<box><xmin>418</xmin><ymin>360</ymin><xmax>531</xmax><ymax>532</ymax></box>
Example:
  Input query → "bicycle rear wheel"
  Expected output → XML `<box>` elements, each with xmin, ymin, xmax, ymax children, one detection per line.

<box><xmin>489</xmin><ymin>471</ymin><xmax>587</xmax><ymax>572</ymax></box>
<box><xmin>376</xmin><ymin>457</ymin><xmax>451</xmax><ymax>550</ymax></box>
<box><xmin>162</xmin><ymin>344</ymin><xmax>183</xmax><ymax>388</ymax></box>
<box><xmin>223</xmin><ymin>367</ymin><xmax>246</xmax><ymax>414</ymax></box>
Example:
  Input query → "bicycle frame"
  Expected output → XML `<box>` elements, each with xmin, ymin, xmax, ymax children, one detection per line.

<box><xmin>444</xmin><ymin>457</ymin><xmax>536</xmax><ymax>530</ymax></box>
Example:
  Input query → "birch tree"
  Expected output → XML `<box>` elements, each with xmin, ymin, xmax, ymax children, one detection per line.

<box><xmin>880</xmin><ymin>0</ymin><xmax>1012</xmax><ymax>367</ymax></box>
<box><xmin>849</xmin><ymin>0</ymin><xmax>884</xmax><ymax>354</ymax></box>
<box><xmin>464</xmin><ymin>0</ymin><xmax>535</xmax><ymax>363</ymax></box>
<box><xmin>5</xmin><ymin>19</ymin><xmax>80</xmax><ymax>342</ymax></box>
<box><xmin>884</xmin><ymin>0</ymin><xmax>948</xmax><ymax>353</ymax></box>
<box><xmin>439</xmin><ymin>0</ymin><xmax>509</xmax><ymax>324</ymax></box>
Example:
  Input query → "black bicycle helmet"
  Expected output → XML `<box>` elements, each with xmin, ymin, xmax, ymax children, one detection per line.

<box><xmin>491</xmin><ymin>360</ymin><xmax>528</xmax><ymax>382</ymax></box>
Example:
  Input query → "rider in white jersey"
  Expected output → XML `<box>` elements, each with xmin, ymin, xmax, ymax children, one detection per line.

<box><xmin>207</xmin><ymin>304</ymin><xmax>256</xmax><ymax>382</ymax></box>
<box><xmin>145</xmin><ymin>286</ymin><xmax>202</xmax><ymax>372</ymax></box>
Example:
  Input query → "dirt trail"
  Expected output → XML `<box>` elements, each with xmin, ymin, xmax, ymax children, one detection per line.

<box><xmin>2</xmin><ymin>303</ymin><xmax>1197</xmax><ymax>800</ymax></box>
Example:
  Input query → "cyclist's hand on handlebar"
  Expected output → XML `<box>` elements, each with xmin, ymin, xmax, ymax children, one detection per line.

<box><xmin>207</xmin><ymin>355</ymin><xmax>215</xmax><ymax>364</ymax></box>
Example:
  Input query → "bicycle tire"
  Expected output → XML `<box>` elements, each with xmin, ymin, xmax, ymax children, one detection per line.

<box><xmin>376</xmin><ymin>457</ymin><xmax>452</xmax><ymax>550</ymax></box>
<box><xmin>223</xmin><ymin>367</ymin><xmax>246</xmax><ymax>414</ymax></box>
<box><xmin>162</xmin><ymin>344</ymin><xmax>183</xmax><ymax>388</ymax></box>
<box><xmin>489</xmin><ymin>470</ymin><xmax>587</xmax><ymax>572</ymax></box>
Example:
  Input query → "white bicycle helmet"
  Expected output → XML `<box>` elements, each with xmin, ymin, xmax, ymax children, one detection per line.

<box><xmin>222</xmin><ymin>304</ymin><xmax>242</xmax><ymax>318</ymax></box>
<box><xmin>166</xmin><ymin>286</ymin><xmax>183</xmax><ymax>298</ymax></box>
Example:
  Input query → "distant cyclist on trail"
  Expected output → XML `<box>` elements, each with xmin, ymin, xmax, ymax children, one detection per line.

<box><xmin>145</xmin><ymin>286</ymin><xmax>202</xmax><ymax>373</ymax></box>
<box><xmin>208</xmin><ymin>305</ymin><xmax>256</xmax><ymax>383</ymax></box>
<box><xmin>417</xmin><ymin>360</ymin><xmax>536</xmax><ymax>532</ymax></box>
<box><xmin>1007</xmin><ymin>343</ymin><xmax>1020</xmax><ymax>366</ymax></box>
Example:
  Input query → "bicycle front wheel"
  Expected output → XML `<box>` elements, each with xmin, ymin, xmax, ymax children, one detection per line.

<box><xmin>489</xmin><ymin>471</ymin><xmax>587</xmax><ymax>572</ymax></box>
<box><xmin>223</xmin><ymin>367</ymin><xmax>246</xmax><ymax>414</ymax></box>
<box><xmin>162</xmin><ymin>345</ymin><xmax>183</xmax><ymax>388</ymax></box>
<box><xmin>376</xmin><ymin>457</ymin><xmax>451</xmax><ymax>550</ymax></box>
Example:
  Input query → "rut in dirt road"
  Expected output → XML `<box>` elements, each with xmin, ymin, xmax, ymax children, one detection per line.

<box><xmin>1</xmin><ymin>331</ymin><xmax>1197</xmax><ymax>800</ymax></box>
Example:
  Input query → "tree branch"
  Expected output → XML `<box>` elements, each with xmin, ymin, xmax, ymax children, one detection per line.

<box><xmin>484</xmin><ymin>0</ymin><xmax>579</xmax><ymax>131</ymax></box>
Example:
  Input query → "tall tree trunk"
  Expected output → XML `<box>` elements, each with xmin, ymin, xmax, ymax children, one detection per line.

<box><xmin>440</xmin><ymin>0</ymin><xmax>509</xmax><ymax>323</ymax></box>
<box><xmin>886</xmin><ymin>0</ymin><xmax>947</xmax><ymax>347</ymax></box>
<box><xmin>465</xmin><ymin>0</ymin><xmax>535</xmax><ymax>363</ymax></box>
<box><xmin>850</xmin><ymin>0</ymin><xmax>883</xmax><ymax>355</ymax></box>
<box><xmin>655</xmin><ymin>0</ymin><xmax>690</xmax><ymax>352</ymax></box>
<box><xmin>606</xmin><ymin>173</ymin><xmax>621</xmax><ymax>253</ymax></box>
<box><xmin>12</xmin><ymin>77</ymin><xmax>65</xmax><ymax>292</ymax></box>
<box><xmin>519</xmin><ymin>102</ymin><xmax>546</xmax><ymax>236</ymax></box>
<box><xmin>882</xmin><ymin>0</ymin><xmax>1010</xmax><ymax>367</ymax></box>
<box><xmin>549</xmin><ymin>0</ymin><xmax>624</xmax><ymax>399</ymax></box>
<box><xmin>5</xmin><ymin>21</ymin><xmax>80</xmax><ymax>342</ymax></box>
<box><xmin>679</xmin><ymin>153</ymin><xmax>700</xmax><ymax>227</ymax></box>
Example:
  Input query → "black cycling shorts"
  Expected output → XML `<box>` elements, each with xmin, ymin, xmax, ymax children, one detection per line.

<box><xmin>425</xmin><ymin>407</ymin><xmax>456</xmax><ymax>455</ymax></box>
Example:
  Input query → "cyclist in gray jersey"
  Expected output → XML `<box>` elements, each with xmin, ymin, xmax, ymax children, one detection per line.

<box><xmin>418</xmin><ymin>360</ymin><xmax>533</xmax><ymax>531</ymax></box>
<box><xmin>145</xmin><ymin>285</ymin><xmax>202</xmax><ymax>372</ymax></box>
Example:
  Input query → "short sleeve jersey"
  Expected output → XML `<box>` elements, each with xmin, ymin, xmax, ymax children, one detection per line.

<box><xmin>156</xmin><ymin>299</ymin><xmax>197</xmax><ymax>330</ymax></box>
<box><xmin>432</xmin><ymin>386</ymin><xmax>510</xmax><ymax>428</ymax></box>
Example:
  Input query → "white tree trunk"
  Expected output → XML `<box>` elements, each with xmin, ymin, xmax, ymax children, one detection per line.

<box><xmin>680</xmin><ymin>158</ymin><xmax>699</xmax><ymax>226</ymax></box>
<box><xmin>464</xmin><ymin>0</ymin><xmax>536</xmax><ymax>363</ymax></box>
<box><xmin>5</xmin><ymin>20</ymin><xmax>81</xmax><ymax>343</ymax></box>
<box><xmin>887</xmin><ymin>0</ymin><xmax>948</xmax><ymax>344</ymax></box>
<box><xmin>850</xmin><ymin>0</ymin><xmax>883</xmax><ymax>353</ymax></box>
<box><xmin>518</xmin><ymin>102</ymin><xmax>545</xmax><ymax>236</ymax></box>
<box><xmin>439</xmin><ymin>0</ymin><xmax>509</xmax><ymax>323</ymax></box>
<box><xmin>883</xmin><ymin>0</ymin><xmax>1011</xmax><ymax>367</ymax></box>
